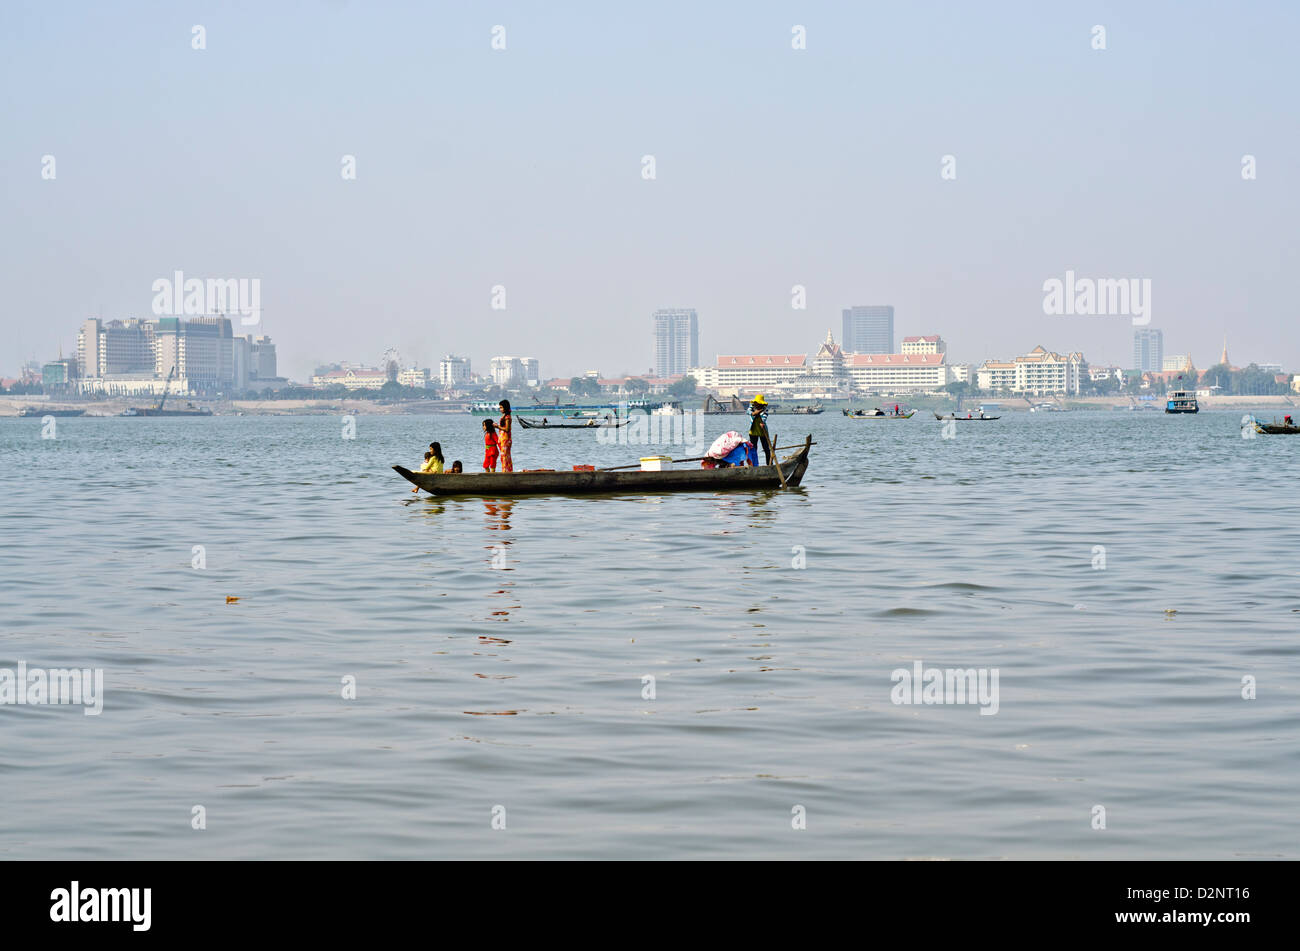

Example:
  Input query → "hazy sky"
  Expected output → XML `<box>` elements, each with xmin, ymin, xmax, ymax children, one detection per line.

<box><xmin>3</xmin><ymin>1</ymin><xmax>1297</xmax><ymax>381</ymax></box>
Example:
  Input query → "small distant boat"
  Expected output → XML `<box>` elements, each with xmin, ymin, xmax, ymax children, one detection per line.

<box><xmin>17</xmin><ymin>407</ymin><xmax>85</xmax><ymax>417</ymax></box>
<box><xmin>784</xmin><ymin>404</ymin><xmax>824</xmax><ymax>415</ymax></box>
<box><xmin>125</xmin><ymin>404</ymin><xmax>213</xmax><ymax>417</ymax></box>
<box><xmin>1165</xmin><ymin>390</ymin><xmax>1199</xmax><ymax>414</ymax></box>
<box><xmin>1253</xmin><ymin>417</ymin><xmax>1300</xmax><ymax>435</ymax></box>
<box><xmin>394</xmin><ymin>436</ymin><xmax>813</xmax><ymax>497</ymax></box>
<box><xmin>934</xmin><ymin>412</ymin><xmax>1000</xmax><ymax>421</ymax></box>
<box><xmin>843</xmin><ymin>409</ymin><xmax>914</xmax><ymax>419</ymax></box>
<box><xmin>518</xmin><ymin>416</ymin><xmax>628</xmax><ymax>430</ymax></box>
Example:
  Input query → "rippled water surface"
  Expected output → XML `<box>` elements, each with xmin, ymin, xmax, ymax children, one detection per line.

<box><xmin>2</xmin><ymin>411</ymin><xmax>1297</xmax><ymax>859</ymax></box>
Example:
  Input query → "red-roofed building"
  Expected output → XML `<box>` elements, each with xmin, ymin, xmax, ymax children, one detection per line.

<box><xmin>690</xmin><ymin>353</ymin><xmax>809</xmax><ymax>393</ymax></box>
<box><xmin>846</xmin><ymin>352</ymin><xmax>948</xmax><ymax>390</ymax></box>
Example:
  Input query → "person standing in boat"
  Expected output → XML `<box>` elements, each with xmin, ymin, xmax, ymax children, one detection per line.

<box><xmin>748</xmin><ymin>394</ymin><xmax>773</xmax><ymax>466</ymax></box>
<box><xmin>497</xmin><ymin>400</ymin><xmax>513</xmax><ymax>472</ymax></box>
<box><xmin>482</xmin><ymin>418</ymin><xmax>500</xmax><ymax>472</ymax></box>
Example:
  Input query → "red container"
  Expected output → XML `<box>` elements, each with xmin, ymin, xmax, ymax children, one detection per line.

<box><xmin>573</xmin><ymin>465</ymin><xmax>595</xmax><ymax>471</ymax></box>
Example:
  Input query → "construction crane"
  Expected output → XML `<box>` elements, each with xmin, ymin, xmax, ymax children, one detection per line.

<box><xmin>156</xmin><ymin>366</ymin><xmax>177</xmax><ymax>412</ymax></box>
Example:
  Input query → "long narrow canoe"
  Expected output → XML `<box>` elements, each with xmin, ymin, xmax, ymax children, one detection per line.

<box><xmin>934</xmin><ymin>413</ymin><xmax>1001</xmax><ymax>421</ymax></box>
<box><xmin>517</xmin><ymin>417</ymin><xmax>628</xmax><ymax>430</ymax></box>
<box><xmin>395</xmin><ymin>435</ymin><xmax>813</xmax><ymax>496</ymax></box>
<box><xmin>843</xmin><ymin>410</ymin><xmax>914</xmax><ymax>419</ymax></box>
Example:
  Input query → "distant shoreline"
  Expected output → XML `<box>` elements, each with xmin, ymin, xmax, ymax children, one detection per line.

<box><xmin>2</xmin><ymin>393</ymin><xmax>1295</xmax><ymax>418</ymax></box>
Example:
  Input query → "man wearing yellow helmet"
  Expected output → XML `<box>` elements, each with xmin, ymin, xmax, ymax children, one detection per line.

<box><xmin>748</xmin><ymin>394</ymin><xmax>773</xmax><ymax>466</ymax></box>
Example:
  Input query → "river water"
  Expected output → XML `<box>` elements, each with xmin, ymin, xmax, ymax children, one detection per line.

<box><xmin>1</xmin><ymin>409</ymin><xmax>1296</xmax><ymax>858</ymax></box>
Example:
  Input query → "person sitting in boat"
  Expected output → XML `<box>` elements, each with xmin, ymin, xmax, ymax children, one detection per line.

<box><xmin>1286</xmin><ymin>415</ymin><xmax>1294</xmax><ymax>427</ymax></box>
<box><xmin>450</xmin><ymin>460</ymin><xmax>463</xmax><ymax>473</ymax></box>
<box><xmin>541</xmin><ymin>418</ymin><xmax>549</xmax><ymax>426</ymax></box>
<box><xmin>424</xmin><ymin>442</ymin><xmax>445</xmax><ymax>472</ymax></box>
<box><xmin>748</xmin><ymin>395</ymin><xmax>773</xmax><ymax>465</ymax></box>
<box><xmin>704</xmin><ymin>430</ymin><xmax>754</xmax><ymax>468</ymax></box>
<box><xmin>482</xmin><ymin>418</ymin><xmax>499</xmax><ymax>472</ymax></box>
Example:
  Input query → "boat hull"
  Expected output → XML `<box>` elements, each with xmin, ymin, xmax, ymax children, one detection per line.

<box><xmin>933</xmin><ymin>413</ymin><xmax>1000</xmax><ymax>421</ymax></box>
<box><xmin>395</xmin><ymin>436</ymin><xmax>812</xmax><ymax>496</ymax></box>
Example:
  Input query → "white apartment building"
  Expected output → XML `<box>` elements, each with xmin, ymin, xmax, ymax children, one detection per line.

<box><xmin>977</xmin><ymin>346</ymin><xmax>1087</xmax><ymax>395</ymax></box>
<box><xmin>439</xmin><ymin>354</ymin><xmax>471</xmax><ymax>386</ymax></box>
<box><xmin>398</xmin><ymin>367</ymin><xmax>430</xmax><ymax>388</ymax></box>
<box><xmin>489</xmin><ymin>356</ymin><xmax>540</xmax><ymax>387</ymax></box>
<box><xmin>311</xmin><ymin>367</ymin><xmax>389</xmax><ymax>388</ymax></box>
<box><xmin>901</xmin><ymin>335</ymin><xmax>946</xmax><ymax>355</ymax></box>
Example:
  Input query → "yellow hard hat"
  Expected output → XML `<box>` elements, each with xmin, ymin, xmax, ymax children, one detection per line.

<box><xmin>751</xmin><ymin>394</ymin><xmax>768</xmax><ymax>406</ymax></box>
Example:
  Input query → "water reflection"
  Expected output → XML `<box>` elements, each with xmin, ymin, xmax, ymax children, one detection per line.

<box><xmin>484</xmin><ymin>498</ymin><xmax>518</xmax><ymax>620</ymax></box>
<box><xmin>483</xmin><ymin>498</ymin><xmax>514</xmax><ymax>532</ymax></box>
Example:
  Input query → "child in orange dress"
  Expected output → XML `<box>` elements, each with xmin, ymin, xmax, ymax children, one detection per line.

<box><xmin>497</xmin><ymin>399</ymin><xmax>513</xmax><ymax>472</ymax></box>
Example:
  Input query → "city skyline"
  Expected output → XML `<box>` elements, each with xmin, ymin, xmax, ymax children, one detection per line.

<box><xmin>3</xmin><ymin>4</ymin><xmax>1297</xmax><ymax>381</ymax></box>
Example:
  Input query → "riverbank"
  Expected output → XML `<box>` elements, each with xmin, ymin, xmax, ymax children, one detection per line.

<box><xmin>4</xmin><ymin>393</ymin><xmax>1296</xmax><ymax>417</ymax></box>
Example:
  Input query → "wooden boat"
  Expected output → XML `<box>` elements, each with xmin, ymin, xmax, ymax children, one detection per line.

<box><xmin>1253</xmin><ymin>419</ymin><xmax>1300</xmax><ymax>435</ymax></box>
<box><xmin>395</xmin><ymin>436</ymin><xmax>813</xmax><ymax>497</ymax></box>
<box><xmin>934</xmin><ymin>412</ymin><xmax>1000</xmax><ymax>421</ymax></box>
<box><xmin>517</xmin><ymin>416</ymin><xmax>628</xmax><ymax>430</ymax></box>
<box><xmin>844</xmin><ymin>409</ymin><xmax>914</xmax><ymax>419</ymax></box>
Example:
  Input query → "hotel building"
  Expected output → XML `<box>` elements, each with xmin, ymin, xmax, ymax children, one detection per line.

<box><xmin>976</xmin><ymin>346</ymin><xmax>1087</xmax><ymax>395</ymax></box>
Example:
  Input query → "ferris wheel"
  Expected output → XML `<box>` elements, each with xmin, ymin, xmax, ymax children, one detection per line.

<box><xmin>382</xmin><ymin>347</ymin><xmax>401</xmax><ymax>382</ymax></box>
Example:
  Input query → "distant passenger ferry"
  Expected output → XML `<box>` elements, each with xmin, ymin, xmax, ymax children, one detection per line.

<box><xmin>1165</xmin><ymin>390</ymin><xmax>1199</xmax><ymax>414</ymax></box>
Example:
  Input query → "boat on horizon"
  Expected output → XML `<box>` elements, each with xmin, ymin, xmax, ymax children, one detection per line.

<box><xmin>518</xmin><ymin>416</ymin><xmax>629</xmax><ymax>430</ymax></box>
<box><xmin>1165</xmin><ymin>390</ymin><xmax>1199</xmax><ymax>414</ymax></box>
<box><xmin>934</xmin><ymin>412</ymin><xmax>1000</xmax><ymax>421</ymax></box>
<box><xmin>17</xmin><ymin>407</ymin><xmax>85</xmax><ymax>417</ymax></box>
<box><xmin>844</xmin><ymin>408</ymin><xmax>914</xmax><ymax>419</ymax></box>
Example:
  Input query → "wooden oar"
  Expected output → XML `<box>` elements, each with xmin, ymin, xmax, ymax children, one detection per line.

<box><xmin>771</xmin><ymin>431</ymin><xmax>789</xmax><ymax>489</ymax></box>
<box><xmin>598</xmin><ymin>442</ymin><xmax>816</xmax><ymax>471</ymax></box>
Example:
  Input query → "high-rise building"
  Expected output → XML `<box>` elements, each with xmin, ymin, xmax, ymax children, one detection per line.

<box><xmin>1133</xmin><ymin>328</ymin><xmax>1163</xmax><ymax>372</ymax></box>
<box><xmin>439</xmin><ymin>354</ymin><xmax>471</xmax><ymax>386</ymax></box>
<box><xmin>77</xmin><ymin>317</ymin><xmax>155</xmax><ymax>377</ymax></box>
<box><xmin>153</xmin><ymin>316</ymin><xmax>234</xmax><ymax>390</ymax></box>
<box><xmin>652</xmin><ymin>309</ymin><xmax>699</xmax><ymax>377</ymax></box>
<box><xmin>250</xmin><ymin>336</ymin><xmax>277</xmax><ymax>380</ymax></box>
<box><xmin>842</xmin><ymin>306</ymin><xmax>894</xmax><ymax>354</ymax></box>
<box><xmin>491</xmin><ymin>356</ymin><xmax>535</xmax><ymax>387</ymax></box>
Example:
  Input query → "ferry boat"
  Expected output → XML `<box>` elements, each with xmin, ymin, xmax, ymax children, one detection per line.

<box><xmin>1165</xmin><ymin>390</ymin><xmax>1199</xmax><ymax>414</ymax></box>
